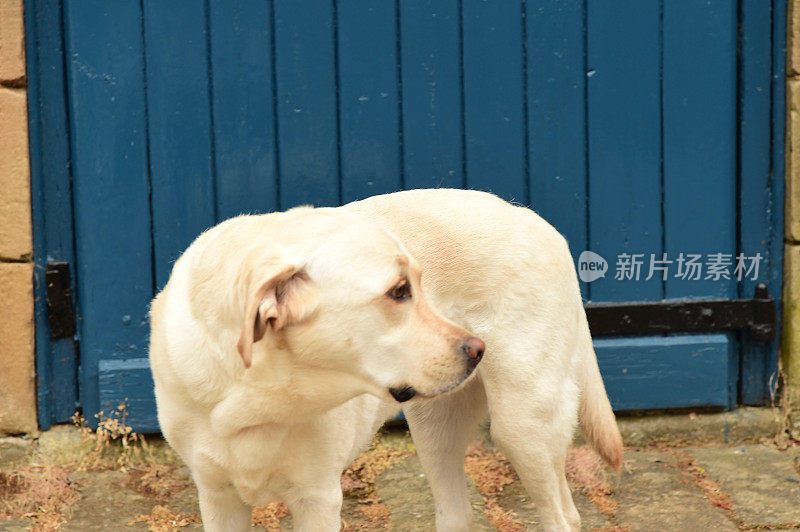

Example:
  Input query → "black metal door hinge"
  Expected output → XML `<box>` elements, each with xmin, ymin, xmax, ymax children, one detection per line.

<box><xmin>585</xmin><ymin>283</ymin><xmax>776</xmax><ymax>342</ymax></box>
<box><xmin>45</xmin><ymin>261</ymin><xmax>76</xmax><ymax>339</ymax></box>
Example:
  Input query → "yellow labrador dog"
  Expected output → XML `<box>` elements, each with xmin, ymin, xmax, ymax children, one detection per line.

<box><xmin>149</xmin><ymin>188</ymin><xmax>622</xmax><ymax>532</ymax></box>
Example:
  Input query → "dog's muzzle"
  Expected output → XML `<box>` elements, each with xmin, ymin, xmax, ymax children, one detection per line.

<box><xmin>389</xmin><ymin>386</ymin><xmax>417</xmax><ymax>403</ymax></box>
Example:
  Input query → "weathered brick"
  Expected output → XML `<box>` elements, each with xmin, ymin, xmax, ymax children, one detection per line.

<box><xmin>0</xmin><ymin>0</ymin><xmax>25</xmax><ymax>82</ymax></box>
<box><xmin>0</xmin><ymin>262</ymin><xmax>36</xmax><ymax>434</ymax></box>
<box><xmin>0</xmin><ymin>86</ymin><xmax>32</xmax><ymax>260</ymax></box>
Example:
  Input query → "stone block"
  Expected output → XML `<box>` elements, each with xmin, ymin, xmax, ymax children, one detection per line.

<box><xmin>784</xmin><ymin>244</ymin><xmax>800</xmax><ymax>435</ymax></box>
<box><xmin>0</xmin><ymin>0</ymin><xmax>25</xmax><ymax>83</ymax></box>
<box><xmin>0</xmin><ymin>86</ymin><xmax>32</xmax><ymax>259</ymax></box>
<box><xmin>0</xmin><ymin>262</ymin><xmax>36</xmax><ymax>434</ymax></box>
<box><xmin>787</xmin><ymin>81</ymin><xmax>800</xmax><ymax>242</ymax></box>
<box><xmin>790</xmin><ymin>0</ymin><xmax>800</xmax><ymax>77</ymax></box>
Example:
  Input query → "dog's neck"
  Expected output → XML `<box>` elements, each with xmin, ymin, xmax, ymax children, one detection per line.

<box><xmin>210</xmin><ymin>342</ymin><xmax>377</xmax><ymax>437</ymax></box>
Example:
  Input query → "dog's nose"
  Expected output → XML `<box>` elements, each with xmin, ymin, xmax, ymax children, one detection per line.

<box><xmin>461</xmin><ymin>337</ymin><xmax>485</xmax><ymax>364</ymax></box>
<box><xmin>389</xmin><ymin>386</ymin><xmax>417</xmax><ymax>403</ymax></box>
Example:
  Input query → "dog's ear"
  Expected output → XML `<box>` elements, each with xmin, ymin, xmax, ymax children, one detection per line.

<box><xmin>236</xmin><ymin>264</ymin><xmax>317</xmax><ymax>368</ymax></box>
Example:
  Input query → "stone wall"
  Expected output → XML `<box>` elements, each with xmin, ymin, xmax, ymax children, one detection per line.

<box><xmin>0</xmin><ymin>0</ymin><xmax>37</xmax><ymax>434</ymax></box>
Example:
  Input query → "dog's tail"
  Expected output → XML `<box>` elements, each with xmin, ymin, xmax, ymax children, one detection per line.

<box><xmin>577</xmin><ymin>309</ymin><xmax>623</xmax><ymax>471</ymax></box>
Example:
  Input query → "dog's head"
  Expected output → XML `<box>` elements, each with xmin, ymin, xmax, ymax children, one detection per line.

<box><xmin>235</xmin><ymin>210</ymin><xmax>484</xmax><ymax>403</ymax></box>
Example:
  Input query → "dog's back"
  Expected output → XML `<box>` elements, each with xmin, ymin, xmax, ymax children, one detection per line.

<box><xmin>345</xmin><ymin>188</ymin><xmax>623</xmax><ymax>470</ymax></box>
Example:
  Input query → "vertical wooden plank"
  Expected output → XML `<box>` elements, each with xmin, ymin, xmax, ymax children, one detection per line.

<box><xmin>525</xmin><ymin>0</ymin><xmax>587</xmax><ymax>278</ymax></box>
<box><xmin>763</xmin><ymin>0</ymin><xmax>786</xmax><ymax>403</ymax></box>
<box><xmin>63</xmin><ymin>0</ymin><xmax>153</xmax><ymax>421</ymax></box>
<box><xmin>663</xmin><ymin>0</ymin><xmax>737</xmax><ymax>300</ymax></box>
<box><xmin>462</xmin><ymin>0</ymin><xmax>526</xmax><ymax>202</ymax></box>
<box><xmin>740</xmin><ymin>0</ymin><xmax>784</xmax><ymax>404</ymax></box>
<box><xmin>143</xmin><ymin>1</ymin><xmax>216</xmax><ymax>288</ymax></box>
<box><xmin>274</xmin><ymin>0</ymin><xmax>340</xmax><ymax>208</ymax></box>
<box><xmin>734</xmin><ymin>0</ymin><xmax>769</xmax><ymax>404</ymax></box>
<box><xmin>769</xmin><ymin>0</ymin><xmax>788</xmax><ymax>300</ymax></box>
<box><xmin>26</xmin><ymin>0</ymin><xmax>80</xmax><ymax>426</ymax></box>
<box><xmin>337</xmin><ymin>1</ymin><xmax>401</xmax><ymax>202</ymax></box>
<box><xmin>660</xmin><ymin>0</ymin><xmax>739</xmax><ymax>409</ymax></box>
<box><xmin>209</xmin><ymin>0</ymin><xmax>279</xmax><ymax>219</ymax></box>
<box><xmin>586</xmin><ymin>1</ymin><xmax>662</xmax><ymax>302</ymax></box>
<box><xmin>399</xmin><ymin>0</ymin><xmax>463</xmax><ymax>189</ymax></box>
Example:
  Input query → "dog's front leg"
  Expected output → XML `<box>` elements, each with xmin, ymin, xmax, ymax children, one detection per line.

<box><xmin>405</xmin><ymin>377</ymin><xmax>488</xmax><ymax>532</ymax></box>
<box><xmin>196</xmin><ymin>481</ymin><xmax>252</xmax><ymax>532</ymax></box>
<box><xmin>285</xmin><ymin>486</ymin><xmax>344</xmax><ymax>532</ymax></box>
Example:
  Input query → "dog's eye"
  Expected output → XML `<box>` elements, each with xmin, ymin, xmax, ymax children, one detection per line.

<box><xmin>388</xmin><ymin>281</ymin><xmax>412</xmax><ymax>302</ymax></box>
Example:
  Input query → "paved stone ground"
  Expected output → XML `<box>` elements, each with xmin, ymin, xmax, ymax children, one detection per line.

<box><xmin>1</xmin><ymin>410</ymin><xmax>799</xmax><ymax>531</ymax></box>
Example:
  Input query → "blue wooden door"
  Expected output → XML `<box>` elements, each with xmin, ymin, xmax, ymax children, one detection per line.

<box><xmin>27</xmin><ymin>0</ymin><xmax>784</xmax><ymax>432</ymax></box>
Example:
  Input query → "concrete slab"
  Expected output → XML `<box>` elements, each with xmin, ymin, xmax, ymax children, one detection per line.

<box><xmin>375</xmin><ymin>455</ymin><xmax>493</xmax><ymax>531</ymax></box>
<box><xmin>5</xmin><ymin>425</ymin><xmax>800</xmax><ymax>530</ymax></box>
<box><xmin>494</xmin><ymin>478</ymin><xmax>611</xmax><ymax>531</ymax></box>
<box><xmin>0</xmin><ymin>518</ymin><xmax>30</xmax><ymax>531</ymax></box>
<box><xmin>602</xmin><ymin>407</ymin><xmax>782</xmax><ymax>447</ymax></box>
<box><xmin>32</xmin><ymin>425</ymin><xmax>84</xmax><ymax>465</ymax></box>
<box><xmin>690</xmin><ymin>445</ymin><xmax>800</xmax><ymax>527</ymax></box>
<box><xmin>0</xmin><ymin>437</ymin><xmax>33</xmax><ymax>468</ymax></box>
<box><xmin>63</xmin><ymin>470</ymin><xmax>157</xmax><ymax>531</ymax></box>
<box><xmin>614</xmin><ymin>449</ymin><xmax>738</xmax><ymax>532</ymax></box>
